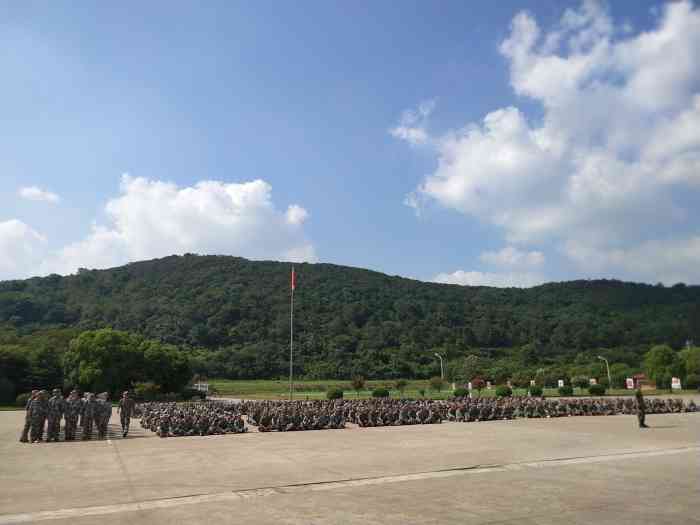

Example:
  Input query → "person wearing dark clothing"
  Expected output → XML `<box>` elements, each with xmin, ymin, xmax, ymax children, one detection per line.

<box><xmin>635</xmin><ymin>389</ymin><xmax>648</xmax><ymax>428</ymax></box>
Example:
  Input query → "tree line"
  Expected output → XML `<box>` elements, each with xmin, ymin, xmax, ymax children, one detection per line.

<box><xmin>0</xmin><ymin>254</ymin><xmax>699</xmax><ymax>398</ymax></box>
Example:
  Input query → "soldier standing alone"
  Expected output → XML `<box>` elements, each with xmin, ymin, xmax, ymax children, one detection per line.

<box><xmin>635</xmin><ymin>388</ymin><xmax>648</xmax><ymax>428</ymax></box>
<box><xmin>117</xmin><ymin>391</ymin><xmax>136</xmax><ymax>437</ymax></box>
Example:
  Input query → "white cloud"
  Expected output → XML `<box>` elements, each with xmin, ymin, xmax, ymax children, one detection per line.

<box><xmin>18</xmin><ymin>186</ymin><xmax>60</xmax><ymax>203</ymax></box>
<box><xmin>564</xmin><ymin>236</ymin><xmax>700</xmax><ymax>285</ymax></box>
<box><xmin>0</xmin><ymin>175</ymin><xmax>317</xmax><ymax>279</ymax></box>
<box><xmin>398</xmin><ymin>0</ymin><xmax>700</xmax><ymax>283</ymax></box>
<box><xmin>433</xmin><ymin>269</ymin><xmax>545</xmax><ymax>288</ymax></box>
<box><xmin>0</xmin><ymin>219</ymin><xmax>47</xmax><ymax>279</ymax></box>
<box><xmin>285</xmin><ymin>204</ymin><xmax>309</xmax><ymax>226</ymax></box>
<box><xmin>389</xmin><ymin>99</ymin><xmax>436</xmax><ymax>146</ymax></box>
<box><xmin>480</xmin><ymin>246</ymin><xmax>545</xmax><ymax>267</ymax></box>
<box><xmin>45</xmin><ymin>175</ymin><xmax>317</xmax><ymax>275</ymax></box>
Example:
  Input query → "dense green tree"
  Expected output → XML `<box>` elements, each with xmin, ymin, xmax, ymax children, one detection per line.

<box><xmin>351</xmin><ymin>375</ymin><xmax>365</xmax><ymax>398</ymax></box>
<box><xmin>679</xmin><ymin>346</ymin><xmax>700</xmax><ymax>378</ymax></box>
<box><xmin>643</xmin><ymin>345</ymin><xmax>680</xmax><ymax>386</ymax></box>
<box><xmin>63</xmin><ymin>329</ymin><xmax>145</xmax><ymax>394</ymax></box>
<box><xmin>1</xmin><ymin>254</ymin><xmax>699</xmax><ymax>380</ymax></box>
<box><xmin>609</xmin><ymin>363</ymin><xmax>635</xmax><ymax>388</ymax></box>
<box><xmin>141</xmin><ymin>340</ymin><xmax>192</xmax><ymax>394</ymax></box>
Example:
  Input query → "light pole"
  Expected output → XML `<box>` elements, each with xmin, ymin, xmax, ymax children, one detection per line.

<box><xmin>597</xmin><ymin>356</ymin><xmax>611</xmax><ymax>387</ymax></box>
<box><xmin>434</xmin><ymin>353</ymin><xmax>444</xmax><ymax>381</ymax></box>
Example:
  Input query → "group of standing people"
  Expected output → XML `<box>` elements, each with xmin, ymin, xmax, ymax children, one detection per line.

<box><xmin>19</xmin><ymin>389</ymin><xmax>136</xmax><ymax>443</ymax></box>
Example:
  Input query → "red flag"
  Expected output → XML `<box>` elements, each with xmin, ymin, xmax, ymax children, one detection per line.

<box><xmin>291</xmin><ymin>267</ymin><xmax>296</xmax><ymax>291</ymax></box>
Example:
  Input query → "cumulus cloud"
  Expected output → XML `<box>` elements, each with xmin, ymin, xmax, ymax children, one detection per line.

<box><xmin>480</xmin><ymin>246</ymin><xmax>545</xmax><ymax>268</ymax></box>
<box><xmin>433</xmin><ymin>269</ymin><xmax>545</xmax><ymax>288</ymax></box>
<box><xmin>285</xmin><ymin>204</ymin><xmax>309</xmax><ymax>226</ymax></box>
<box><xmin>564</xmin><ymin>236</ymin><xmax>700</xmax><ymax>285</ymax></box>
<box><xmin>0</xmin><ymin>175</ymin><xmax>316</xmax><ymax>280</ymax></box>
<box><xmin>18</xmin><ymin>186</ymin><xmax>60</xmax><ymax>203</ymax></box>
<box><xmin>0</xmin><ymin>219</ymin><xmax>47</xmax><ymax>279</ymax></box>
<box><xmin>44</xmin><ymin>175</ymin><xmax>316</xmax><ymax>275</ymax></box>
<box><xmin>397</xmin><ymin>1</ymin><xmax>700</xmax><ymax>283</ymax></box>
<box><xmin>389</xmin><ymin>99</ymin><xmax>436</xmax><ymax>146</ymax></box>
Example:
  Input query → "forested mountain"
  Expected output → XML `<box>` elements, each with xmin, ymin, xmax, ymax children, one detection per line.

<box><xmin>1</xmin><ymin>254</ymin><xmax>699</xmax><ymax>380</ymax></box>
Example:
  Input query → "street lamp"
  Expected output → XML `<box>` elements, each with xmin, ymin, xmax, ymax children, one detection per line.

<box><xmin>434</xmin><ymin>353</ymin><xmax>444</xmax><ymax>381</ymax></box>
<box><xmin>597</xmin><ymin>356</ymin><xmax>611</xmax><ymax>387</ymax></box>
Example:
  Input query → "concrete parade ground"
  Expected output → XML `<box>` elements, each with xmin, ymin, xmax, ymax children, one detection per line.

<box><xmin>0</xmin><ymin>409</ymin><xmax>698</xmax><ymax>524</ymax></box>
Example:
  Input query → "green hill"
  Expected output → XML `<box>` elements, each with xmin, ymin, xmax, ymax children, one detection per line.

<box><xmin>1</xmin><ymin>254</ymin><xmax>699</xmax><ymax>380</ymax></box>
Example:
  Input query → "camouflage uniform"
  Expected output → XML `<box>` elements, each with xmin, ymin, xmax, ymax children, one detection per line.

<box><xmin>64</xmin><ymin>391</ymin><xmax>82</xmax><ymax>441</ymax></box>
<box><xmin>29</xmin><ymin>391</ymin><xmax>48</xmax><ymax>443</ymax></box>
<box><xmin>96</xmin><ymin>393</ymin><xmax>111</xmax><ymax>439</ymax></box>
<box><xmin>46</xmin><ymin>389</ymin><xmax>65</xmax><ymax>442</ymax></box>
<box><xmin>82</xmin><ymin>393</ymin><xmax>97</xmax><ymax>440</ymax></box>
<box><xmin>635</xmin><ymin>389</ymin><xmax>648</xmax><ymax>428</ymax></box>
<box><xmin>118</xmin><ymin>392</ymin><xmax>136</xmax><ymax>437</ymax></box>
<box><xmin>19</xmin><ymin>390</ymin><xmax>38</xmax><ymax>443</ymax></box>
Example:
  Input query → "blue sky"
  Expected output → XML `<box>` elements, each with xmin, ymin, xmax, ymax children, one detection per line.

<box><xmin>2</xmin><ymin>0</ymin><xmax>699</xmax><ymax>285</ymax></box>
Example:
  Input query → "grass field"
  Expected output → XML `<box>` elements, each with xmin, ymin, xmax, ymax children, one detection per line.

<box><xmin>208</xmin><ymin>379</ymin><xmax>696</xmax><ymax>400</ymax></box>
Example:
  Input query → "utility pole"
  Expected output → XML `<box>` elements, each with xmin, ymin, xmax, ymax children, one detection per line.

<box><xmin>434</xmin><ymin>353</ymin><xmax>444</xmax><ymax>381</ymax></box>
<box><xmin>289</xmin><ymin>266</ymin><xmax>296</xmax><ymax>401</ymax></box>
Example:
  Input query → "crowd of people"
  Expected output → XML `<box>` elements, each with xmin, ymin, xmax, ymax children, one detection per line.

<box><xmin>245</xmin><ymin>400</ymin><xmax>346</xmax><ymax>431</ymax></box>
<box><xmin>19</xmin><ymin>389</ymin><xmax>136</xmax><ymax>443</ymax></box>
<box><xmin>139</xmin><ymin>400</ymin><xmax>247</xmax><ymax>437</ymax></box>
<box><xmin>19</xmin><ymin>390</ymin><xmax>697</xmax><ymax>442</ymax></box>
<box><xmin>135</xmin><ymin>394</ymin><xmax>696</xmax><ymax>438</ymax></box>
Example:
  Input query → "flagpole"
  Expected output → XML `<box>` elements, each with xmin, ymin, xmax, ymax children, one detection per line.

<box><xmin>289</xmin><ymin>266</ymin><xmax>294</xmax><ymax>401</ymax></box>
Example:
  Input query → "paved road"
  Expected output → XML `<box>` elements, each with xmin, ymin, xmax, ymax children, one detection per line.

<box><xmin>1</xmin><ymin>410</ymin><xmax>698</xmax><ymax>524</ymax></box>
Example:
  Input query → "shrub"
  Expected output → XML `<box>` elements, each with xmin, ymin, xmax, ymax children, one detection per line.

<box><xmin>15</xmin><ymin>392</ymin><xmax>31</xmax><ymax>408</ymax></box>
<box><xmin>182</xmin><ymin>388</ymin><xmax>206</xmax><ymax>401</ymax></box>
<box><xmin>558</xmin><ymin>385</ymin><xmax>574</xmax><ymax>396</ymax></box>
<box><xmin>453</xmin><ymin>387</ymin><xmax>469</xmax><ymax>398</ymax></box>
<box><xmin>133</xmin><ymin>381</ymin><xmax>161</xmax><ymax>401</ymax></box>
<box><xmin>163</xmin><ymin>392</ymin><xmax>179</xmax><ymax>402</ymax></box>
<box><xmin>326</xmin><ymin>388</ymin><xmax>344</xmax><ymax>400</ymax></box>
<box><xmin>529</xmin><ymin>385</ymin><xmax>543</xmax><ymax>397</ymax></box>
<box><xmin>572</xmin><ymin>376</ymin><xmax>589</xmax><ymax>389</ymax></box>
<box><xmin>395</xmin><ymin>379</ymin><xmax>408</xmax><ymax>394</ymax></box>
<box><xmin>685</xmin><ymin>373</ymin><xmax>700</xmax><ymax>390</ymax></box>
<box><xmin>495</xmin><ymin>385</ymin><xmax>512</xmax><ymax>398</ymax></box>
<box><xmin>418</xmin><ymin>389</ymin><xmax>425</xmax><ymax>397</ymax></box>
<box><xmin>588</xmin><ymin>384</ymin><xmax>606</xmax><ymax>396</ymax></box>
<box><xmin>372</xmin><ymin>387</ymin><xmax>390</xmax><ymax>398</ymax></box>
<box><xmin>429</xmin><ymin>376</ymin><xmax>444</xmax><ymax>392</ymax></box>
<box><xmin>471</xmin><ymin>377</ymin><xmax>486</xmax><ymax>391</ymax></box>
<box><xmin>351</xmin><ymin>375</ymin><xmax>366</xmax><ymax>397</ymax></box>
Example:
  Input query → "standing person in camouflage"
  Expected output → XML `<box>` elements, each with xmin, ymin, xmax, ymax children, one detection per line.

<box><xmin>19</xmin><ymin>390</ymin><xmax>39</xmax><ymax>443</ymax></box>
<box><xmin>635</xmin><ymin>388</ymin><xmax>648</xmax><ymax>428</ymax></box>
<box><xmin>96</xmin><ymin>393</ymin><xmax>111</xmax><ymax>439</ymax></box>
<box><xmin>46</xmin><ymin>389</ymin><xmax>65</xmax><ymax>442</ymax></box>
<box><xmin>64</xmin><ymin>390</ymin><xmax>82</xmax><ymax>441</ymax></box>
<box><xmin>29</xmin><ymin>390</ymin><xmax>49</xmax><ymax>443</ymax></box>
<box><xmin>82</xmin><ymin>393</ymin><xmax>97</xmax><ymax>440</ymax></box>
<box><xmin>117</xmin><ymin>391</ymin><xmax>136</xmax><ymax>437</ymax></box>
